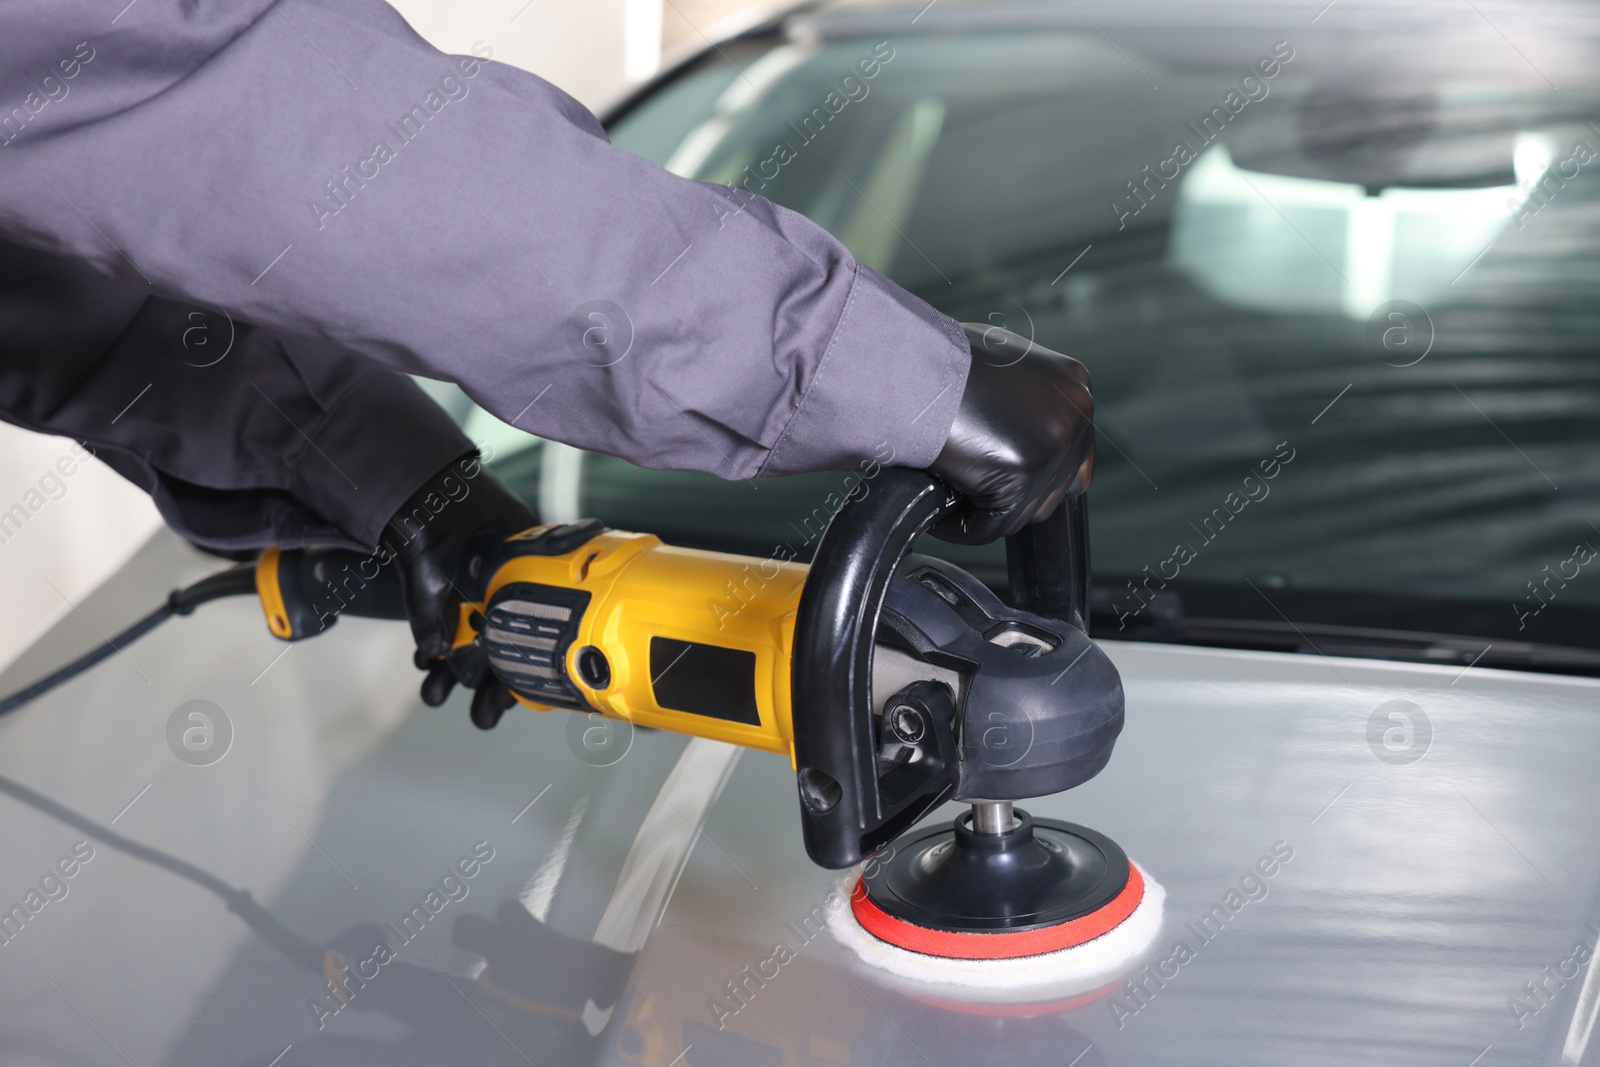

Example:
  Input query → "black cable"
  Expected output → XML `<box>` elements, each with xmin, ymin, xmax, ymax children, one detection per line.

<box><xmin>0</xmin><ymin>564</ymin><xmax>259</xmax><ymax>719</ymax></box>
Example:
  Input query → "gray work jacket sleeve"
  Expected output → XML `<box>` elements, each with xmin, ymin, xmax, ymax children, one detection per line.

<box><xmin>0</xmin><ymin>0</ymin><xmax>969</xmax><ymax>483</ymax></box>
<box><xmin>0</xmin><ymin>238</ymin><xmax>473</xmax><ymax>552</ymax></box>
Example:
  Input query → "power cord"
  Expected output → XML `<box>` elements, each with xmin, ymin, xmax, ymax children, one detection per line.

<box><xmin>0</xmin><ymin>564</ymin><xmax>257</xmax><ymax>719</ymax></box>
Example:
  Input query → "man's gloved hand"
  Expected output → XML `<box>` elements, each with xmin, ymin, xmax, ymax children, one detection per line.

<box><xmin>927</xmin><ymin>323</ymin><xmax>1096</xmax><ymax>545</ymax></box>
<box><xmin>382</xmin><ymin>453</ymin><xmax>536</xmax><ymax>726</ymax></box>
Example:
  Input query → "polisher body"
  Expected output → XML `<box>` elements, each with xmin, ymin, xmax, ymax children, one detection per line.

<box><xmin>257</xmin><ymin>470</ymin><xmax>1127</xmax><ymax>866</ymax></box>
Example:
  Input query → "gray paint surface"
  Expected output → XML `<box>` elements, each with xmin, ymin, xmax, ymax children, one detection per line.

<box><xmin>1</xmin><ymin>529</ymin><xmax>1597</xmax><ymax>1065</ymax></box>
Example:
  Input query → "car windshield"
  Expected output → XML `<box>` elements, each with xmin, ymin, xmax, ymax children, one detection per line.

<box><xmin>484</xmin><ymin>9</ymin><xmax>1600</xmax><ymax>656</ymax></box>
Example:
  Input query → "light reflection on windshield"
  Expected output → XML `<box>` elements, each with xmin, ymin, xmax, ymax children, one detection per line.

<box><xmin>1172</xmin><ymin>135</ymin><xmax>1558</xmax><ymax>318</ymax></box>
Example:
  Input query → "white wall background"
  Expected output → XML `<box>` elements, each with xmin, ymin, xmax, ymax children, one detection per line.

<box><xmin>0</xmin><ymin>426</ymin><xmax>163</xmax><ymax>671</ymax></box>
<box><xmin>0</xmin><ymin>0</ymin><xmax>772</xmax><ymax>670</ymax></box>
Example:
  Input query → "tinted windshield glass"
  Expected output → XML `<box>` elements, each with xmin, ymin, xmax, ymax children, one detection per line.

<box><xmin>588</xmin><ymin>16</ymin><xmax>1600</xmax><ymax>651</ymax></box>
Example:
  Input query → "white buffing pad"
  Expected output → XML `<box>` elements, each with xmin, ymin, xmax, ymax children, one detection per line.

<box><xmin>827</xmin><ymin>861</ymin><xmax>1165</xmax><ymax>1001</ymax></box>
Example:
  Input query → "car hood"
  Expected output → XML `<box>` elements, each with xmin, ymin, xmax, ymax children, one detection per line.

<box><xmin>1</xmin><ymin>530</ymin><xmax>1597</xmax><ymax>1066</ymax></box>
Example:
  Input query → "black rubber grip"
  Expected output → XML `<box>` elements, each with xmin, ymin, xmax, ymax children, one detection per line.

<box><xmin>790</xmin><ymin>470</ymin><xmax>1092</xmax><ymax>868</ymax></box>
<box><xmin>272</xmin><ymin>547</ymin><xmax>408</xmax><ymax>639</ymax></box>
<box><xmin>1005</xmin><ymin>493</ymin><xmax>1090</xmax><ymax>634</ymax></box>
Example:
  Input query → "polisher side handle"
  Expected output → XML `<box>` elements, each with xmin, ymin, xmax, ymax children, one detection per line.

<box><xmin>255</xmin><ymin>546</ymin><xmax>409</xmax><ymax>640</ymax></box>
<box><xmin>792</xmin><ymin>466</ymin><xmax>1089</xmax><ymax>868</ymax></box>
<box><xmin>1004</xmin><ymin>491</ymin><xmax>1090</xmax><ymax>632</ymax></box>
<box><xmin>791</xmin><ymin>468</ymin><xmax>955</xmax><ymax>869</ymax></box>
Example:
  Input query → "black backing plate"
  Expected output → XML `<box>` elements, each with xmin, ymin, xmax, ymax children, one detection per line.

<box><xmin>861</xmin><ymin>812</ymin><xmax>1130</xmax><ymax>933</ymax></box>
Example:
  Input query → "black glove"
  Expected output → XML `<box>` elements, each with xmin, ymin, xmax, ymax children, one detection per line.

<box><xmin>927</xmin><ymin>323</ymin><xmax>1096</xmax><ymax>546</ymax></box>
<box><xmin>382</xmin><ymin>453</ymin><xmax>535</xmax><ymax>724</ymax></box>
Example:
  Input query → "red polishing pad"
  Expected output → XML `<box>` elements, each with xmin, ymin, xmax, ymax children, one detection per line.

<box><xmin>851</xmin><ymin>860</ymin><xmax>1144</xmax><ymax>960</ymax></box>
<box><xmin>849</xmin><ymin>811</ymin><xmax>1145</xmax><ymax>961</ymax></box>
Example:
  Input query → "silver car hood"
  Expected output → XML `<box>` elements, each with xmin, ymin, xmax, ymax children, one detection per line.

<box><xmin>1</xmin><ymin>530</ymin><xmax>1597</xmax><ymax>1066</ymax></box>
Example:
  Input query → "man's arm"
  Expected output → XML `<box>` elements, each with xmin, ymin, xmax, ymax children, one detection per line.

<box><xmin>0</xmin><ymin>0</ymin><xmax>969</xmax><ymax>482</ymax></box>
<box><xmin>0</xmin><ymin>238</ymin><xmax>474</xmax><ymax>553</ymax></box>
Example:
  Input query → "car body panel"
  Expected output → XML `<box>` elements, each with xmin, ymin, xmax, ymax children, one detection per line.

<box><xmin>2</xmin><ymin>529</ymin><xmax>1597</xmax><ymax>1065</ymax></box>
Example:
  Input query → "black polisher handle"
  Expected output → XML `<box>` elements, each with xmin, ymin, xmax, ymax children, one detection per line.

<box><xmin>1004</xmin><ymin>492</ymin><xmax>1090</xmax><ymax>634</ymax></box>
<box><xmin>266</xmin><ymin>547</ymin><xmax>409</xmax><ymax>640</ymax></box>
<box><xmin>790</xmin><ymin>468</ymin><xmax>1089</xmax><ymax>869</ymax></box>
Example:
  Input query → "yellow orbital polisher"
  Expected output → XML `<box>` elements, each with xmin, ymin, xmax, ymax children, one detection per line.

<box><xmin>1</xmin><ymin>470</ymin><xmax>1137</xmax><ymax>962</ymax></box>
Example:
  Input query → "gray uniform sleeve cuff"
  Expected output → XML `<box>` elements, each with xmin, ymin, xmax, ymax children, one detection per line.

<box><xmin>286</xmin><ymin>369</ymin><xmax>476</xmax><ymax>549</ymax></box>
<box><xmin>758</xmin><ymin>265</ymin><xmax>970</xmax><ymax>477</ymax></box>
